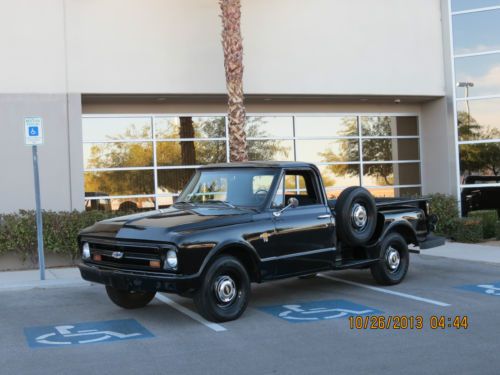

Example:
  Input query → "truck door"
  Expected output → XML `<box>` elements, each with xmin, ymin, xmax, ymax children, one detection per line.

<box><xmin>270</xmin><ymin>169</ymin><xmax>336</xmax><ymax>276</ymax></box>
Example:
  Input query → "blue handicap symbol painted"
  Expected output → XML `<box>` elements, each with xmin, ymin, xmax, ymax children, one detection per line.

<box><xmin>24</xmin><ymin>319</ymin><xmax>154</xmax><ymax>348</ymax></box>
<box><xmin>457</xmin><ymin>282</ymin><xmax>500</xmax><ymax>297</ymax></box>
<box><xmin>259</xmin><ymin>299</ymin><xmax>382</xmax><ymax>323</ymax></box>
<box><xmin>28</xmin><ymin>126</ymin><xmax>39</xmax><ymax>136</ymax></box>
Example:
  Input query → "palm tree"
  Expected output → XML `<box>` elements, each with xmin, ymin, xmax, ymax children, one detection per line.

<box><xmin>219</xmin><ymin>0</ymin><xmax>248</xmax><ymax>162</ymax></box>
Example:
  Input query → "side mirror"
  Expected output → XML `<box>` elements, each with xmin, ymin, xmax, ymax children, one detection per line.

<box><xmin>273</xmin><ymin>197</ymin><xmax>299</xmax><ymax>217</ymax></box>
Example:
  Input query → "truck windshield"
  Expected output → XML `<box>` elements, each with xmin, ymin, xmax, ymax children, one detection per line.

<box><xmin>177</xmin><ymin>168</ymin><xmax>279</xmax><ymax>208</ymax></box>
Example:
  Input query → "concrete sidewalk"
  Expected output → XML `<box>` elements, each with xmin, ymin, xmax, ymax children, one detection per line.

<box><xmin>0</xmin><ymin>241</ymin><xmax>499</xmax><ymax>292</ymax></box>
<box><xmin>0</xmin><ymin>267</ymin><xmax>90</xmax><ymax>292</ymax></box>
<box><xmin>423</xmin><ymin>241</ymin><xmax>500</xmax><ymax>264</ymax></box>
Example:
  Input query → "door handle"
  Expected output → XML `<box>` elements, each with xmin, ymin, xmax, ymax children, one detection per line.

<box><xmin>317</xmin><ymin>214</ymin><xmax>332</xmax><ymax>219</ymax></box>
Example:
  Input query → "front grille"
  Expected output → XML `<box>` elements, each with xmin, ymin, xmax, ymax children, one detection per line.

<box><xmin>87</xmin><ymin>240</ymin><xmax>166</xmax><ymax>271</ymax></box>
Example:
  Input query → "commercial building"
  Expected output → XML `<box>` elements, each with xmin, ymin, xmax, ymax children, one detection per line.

<box><xmin>0</xmin><ymin>0</ymin><xmax>498</xmax><ymax>213</ymax></box>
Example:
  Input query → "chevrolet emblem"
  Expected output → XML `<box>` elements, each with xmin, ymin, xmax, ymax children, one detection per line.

<box><xmin>259</xmin><ymin>232</ymin><xmax>271</xmax><ymax>243</ymax></box>
<box><xmin>111</xmin><ymin>251</ymin><xmax>124</xmax><ymax>259</ymax></box>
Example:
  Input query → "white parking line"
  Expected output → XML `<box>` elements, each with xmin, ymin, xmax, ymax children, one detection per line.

<box><xmin>318</xmin><ymin>274</ymin><xmax>451</xmax><ymax>307</ymax></box>
<box><xmin>155</xmin><ymin>293</ymin><xmax>227</xmax><ymax>332</ymax></box>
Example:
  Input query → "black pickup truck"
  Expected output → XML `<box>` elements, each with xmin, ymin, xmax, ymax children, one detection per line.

<box><xmin>78</xmin><ymin>162</ymin><xmax>444</xmax><ymax>322</ymax></box>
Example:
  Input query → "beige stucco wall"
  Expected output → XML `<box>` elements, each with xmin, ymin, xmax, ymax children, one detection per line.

<box><xmin>0</xmin><ymin>0</ymin><xmax>445</xmax><ymax>96</ymax></box>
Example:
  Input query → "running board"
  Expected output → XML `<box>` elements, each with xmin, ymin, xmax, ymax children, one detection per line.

<box><xmin>334</xmin><ymin>259</ymin><xmax>379</xmax><ymax>270</ymax></box>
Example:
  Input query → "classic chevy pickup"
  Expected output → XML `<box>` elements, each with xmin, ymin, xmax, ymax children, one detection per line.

<box><xmin>78</xmin><ymin>162</ymin><xmax>444</xmax><ymax>322</ymax></box>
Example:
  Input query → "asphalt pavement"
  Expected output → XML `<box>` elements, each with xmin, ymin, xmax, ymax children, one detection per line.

<box><xmin>0</xmin><ymin>253</ymin><xmax>499</xmax><ymax>375</ymax></box>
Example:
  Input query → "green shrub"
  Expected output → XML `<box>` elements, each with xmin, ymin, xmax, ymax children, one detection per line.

<box><xmin>468</xmin><ymin>210</ymin><xmax>499</xmax><ymax>239</ymax></box>
<box><xmin>428</xmin><ymin>193</ymin><xmax>460</xmax><ymax>237</ymax></box>
<box><xmin>0</xmin><ymin>210</ymin><xmax>123</xmax><ymax>265</ymax></box>
<box><xmin>496</xmin><ymin>221</ymin><xmax>500</xmax><ymax>240</ymax></box>
<box><xmin>453</xmin><ymin>218</ymin><xmax>483</xmax><ymax>243</ymax></box>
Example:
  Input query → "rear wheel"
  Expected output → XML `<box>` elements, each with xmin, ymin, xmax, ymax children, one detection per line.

<box><xmin>370</xmin><ymin>232</ymin><xmax>409</xmax><ymax>285</ymax></box>
<box><xmin>105</xmin><ymin>286</ymin><xmax>156</xmax><ymax>309</ymax></box>
<box><xmin>335</xmin><ymin>187</ymin><xmax>377</xmax><ymax>247</ymax></box>
<box><xmin>194</xmin><ymin>256</ymin><xmax>250</xmax><ymax>322</ymax></box>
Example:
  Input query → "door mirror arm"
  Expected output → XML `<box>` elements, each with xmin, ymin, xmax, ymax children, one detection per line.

<box><xmin>273</xmin><ymin>197</ymin><xmax>299</xmax><ymax>217</ymax></box>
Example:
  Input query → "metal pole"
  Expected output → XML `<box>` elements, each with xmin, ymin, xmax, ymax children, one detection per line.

<box><xmin>32</xmin><ymin>145</ymin><xmax>45</xmax><ymax>280</ymax></box>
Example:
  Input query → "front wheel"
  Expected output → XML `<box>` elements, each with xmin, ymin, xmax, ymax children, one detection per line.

<box><xmin>105</xmin><ymin>286</ymin><xmax>156</xmax><ymax>309</ymax></box>
<box><xmin>370</xmin><ymin>232</ymin><xmax>409</xmax><ymax>285</ymax></box>
<box><xmin>194</xmin><ymin>256</ymin><xmax>250</xmax><ymax>322</ymax></box>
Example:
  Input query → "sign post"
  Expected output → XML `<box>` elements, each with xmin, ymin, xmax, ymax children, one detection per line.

<box><xmin>24</xmin><ymin>117</ymin><xmax>45</xmax><ymax>280</ymax></box>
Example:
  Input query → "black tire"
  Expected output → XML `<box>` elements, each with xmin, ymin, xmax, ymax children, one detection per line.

<box><xmin>370</xmin><ymin>232</ymin><xmax>410</xmax><ymax>285</ymax></box>
<box><xmin>335</xmin><ymin>186</ymin><xmax>377</xmax><ymax>247</ymax></box>
<box><xmin>194</xmin><ymin>256</ymin><xmax>250</xmax><ymax>323</ymax></box>
<box><xmin>105</xmin><ymin>286</ymin><xmax>156</xmax><ymax>309</ymax></box>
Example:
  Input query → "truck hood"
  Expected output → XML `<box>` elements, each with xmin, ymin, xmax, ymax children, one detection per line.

<box><xmin>79</xmin><ymin>206</ymin><xmax>254</xmax><ymax>243</ymax></box>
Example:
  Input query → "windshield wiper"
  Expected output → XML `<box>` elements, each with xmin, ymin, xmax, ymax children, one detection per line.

<box><xmin>202</xmin><ymin>200</ymin><xmax>236</xmax><ymax>208</ymax></box>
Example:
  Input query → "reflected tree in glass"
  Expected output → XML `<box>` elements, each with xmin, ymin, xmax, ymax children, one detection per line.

<box><xmin>245</xmin><ymin>117</ymin><xmax>290</xmax><ymax>161</ymax></box>
<box><xmin>458</xmin><ymin>111</ymin><xmax>500</xmax><ymax>176</ymax></box>
<box><xmin>320</xmin><ymin>117</ymin><xmax>394</xmax><ymax>185</ymax></box>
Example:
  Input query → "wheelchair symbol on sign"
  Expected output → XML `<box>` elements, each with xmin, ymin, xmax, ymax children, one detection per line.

<box><xmin>477</xmin><ymin>284</ymin><xmax>500</xmax><ymax>296</ymax></box>
<box><xmin>278</xmin><ymin>304</ymin><xmax>374</xmax><ymax>321</ymax></box>
<box><xmin>35</xmin><ymin>325</ymin><xmax>142</xmax><ymax>345</ymax></box>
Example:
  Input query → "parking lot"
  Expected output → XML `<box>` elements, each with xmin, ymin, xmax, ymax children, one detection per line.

<box><xmin>1</xmin><ymin>254</ymin><xmax>499</xmax><ymax>375</ymax></box>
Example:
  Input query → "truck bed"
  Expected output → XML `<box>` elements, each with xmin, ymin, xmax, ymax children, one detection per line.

<box><xmin>328</xmin><ymin>197</ymin><xmax>428</xmax><ymax>210</ymax></box>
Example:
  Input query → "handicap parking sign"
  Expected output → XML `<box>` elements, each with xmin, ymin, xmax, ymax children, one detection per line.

<box><xmin>259</xmin><ymin>299</ymin><xmax>382</xmax><ymax>323</ymax></box>
<box><xmin>457</xmin><ymin>282</ymin><xmax>500</xmax><ymax>297</ymax></box>
<box><xmin>24</xmin><ymin>117</ymin><xmax>44</xmax><ymax>145</ymax></box>
<box><xmin>24</xmin><ymin>319</ymin><xmax>154</xmax><ymax>348</ymax></box>
<box><xmin>28</xmin><ymin>126</ymin><xmax>39</xmax><ymax>136</ymax></box>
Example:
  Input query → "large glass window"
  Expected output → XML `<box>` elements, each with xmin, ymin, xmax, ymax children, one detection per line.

<box><xmin>83</xmin><ymin>114</ymin><xmax>421</xmax><ymax>210</ymax></box>
<box><xmin>452</xmin><ymin>2</ymin><xmax>500</xmax><ymax>214</ymax></box>
<box><xmin>83</xmin><ymin>116</ymin><xmax>227</xmax><ymax>212</ymax></box>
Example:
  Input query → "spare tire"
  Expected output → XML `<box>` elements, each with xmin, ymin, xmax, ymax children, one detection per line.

<box><xmin>335</xmin><ymin>186</ymin><xmax>377</xmax><ymax>247</ymax></box>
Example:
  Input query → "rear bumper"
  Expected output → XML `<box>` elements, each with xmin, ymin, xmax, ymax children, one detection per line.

<box><xmin>78</xmin><ymin>262</ymin><xmax>200</xmax><ymax>294</ymax></box>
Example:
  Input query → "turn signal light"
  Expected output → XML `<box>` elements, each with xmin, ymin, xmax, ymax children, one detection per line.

<box><xmin>93</xmin><ymin>254</ymin><xmax>102</xmax><ymax>261</ymax></box>
<box><xmin>150</xmin><ymin>260</ymin><xmax>161</xmax><ymax>268</ymax></box>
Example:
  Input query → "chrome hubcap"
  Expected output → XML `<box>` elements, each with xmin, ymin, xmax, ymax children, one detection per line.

<box><xmin>351</xmin><ymin>203</ymin><xmax>368</xmax><ymax>229</ymax></box>
<box><xmin>214</xmin><ymin>275</ymin><xmax>237</xmax><ymax>304</ymax></box>
<box><xmin>386</xmin><ymin>247</ymin><xmax>401</xmax><ymax>271</ymax></box>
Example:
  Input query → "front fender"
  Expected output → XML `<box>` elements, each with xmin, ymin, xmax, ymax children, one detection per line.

<box><xmin>197</xmin><ymin>239</ymin><xmax>264</xmax><ymax>281</ymax></box>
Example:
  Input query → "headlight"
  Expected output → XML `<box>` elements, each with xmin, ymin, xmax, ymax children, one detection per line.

<box><xmin>82</xmin><ymin>242</ymin><xmax>91</xmax><ymax>260</ymax></box>
<box><xmin>165</xmin><ymin>249</ymin><xmax>178</xmax><ymax>270</ymax></box>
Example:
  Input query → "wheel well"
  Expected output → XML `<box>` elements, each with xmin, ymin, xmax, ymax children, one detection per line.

<box><xmin>387</xmin><ymin>224</ymin><xmax>418</xmax><ymax>246</ymax></box>
<box><xmin>215</xmin><ymin>246</ymin><xmax>260</xmax><ymax>283</ymax></box>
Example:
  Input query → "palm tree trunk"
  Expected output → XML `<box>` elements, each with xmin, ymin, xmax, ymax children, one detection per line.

<box><xmin>219</xmin><ymin>0</ymin><xmax>248</xmax><ymax>162</ymax></box>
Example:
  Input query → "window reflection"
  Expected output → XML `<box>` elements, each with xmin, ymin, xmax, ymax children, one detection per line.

<box><xmin>82</xmin><ymin>114</ymin><xmax>423</xmax><ymax>209</ymax></box>
<box><xmin>84</xmin><ymin>197</ymin><xmax>155</xmax><ymax>212</ymax></box>
<box><xmin>457</xmin><ymin>99</ymin><xmax>500</xmax><ymax>140</ymax></box>
<box><xmin>157</xmin><ymin>169</ymin><xmax>196</xmax><ymax>195</ymax></box>
<box><xmin>361</xmin><ymin>116</ymin><xmax>418</xmax><ymax>137</ymax></box>
<box><xmin>84</xmin><ymin>170</ymin><xmax>154</xmax><ymax>196</ymax></box>
<box><xmin>453</xmin><ymin>9</ymin><xmax>500</xmax><ymax>55</ymax></box>
<box><xmin>156</xmin><ymin>141</ymin><xmax>227</xmax><ymax>166</ymax></box>
<box><xmin>155</xmin><ymin>117</ymin><xmax>226</xmax><ymax>139</ymax></box>
<box><xmin>82</xmin><ymin>117</ymin><xmax>152</xmax><ymax>142</ymax></box>
<box><xmin>460</xmin><ymin>142</ymin><xmax>500</xmax><ymax>176</ymax></box>
<box><xmin>296</xmin><ymin>139</ymin><xmax>359</xmax><ymax>163</ymax></box>
<box><xmin>294</xmin><ymin>117</ymin><xmax>358</xmax><ymax>137</ymax></box>
<box><xmin>455</xmin><ymin>54</ymin><xmax>500</xmax><ymax>98</ymax></box>
<box><xmin>452</xmin><ymin>0</ymin><xmax>500</xmax><ymax>13</ymax></box>
<box><xmin>245</xmin><ymin>117</ymin><xmax>294</xmax><ymax>138</ymax></box>
<box><xmin>247</xmin><ymin>140</ymin><xmax>293</xmax><ymax>161</ymax></box>
<box><xmin>83</xmin><ymin>142</ymin><xmax>153</xmax><ymax>169</ymax></box>
<box><xmin>363</xmin><ymin>163</ymin><xmax>421</xmax><ymax>186</ymax></box>
<box><xmin>319</xmin><ymin>165</ymin><xmax>361</xmax><ymax>189</ymax></box>
<box><xmin>367</xmin><ymin>187</ymin><xmax>421</xmax><ymax>198</ymax></box>
<box><xmin>362</xmin><ymin>139</ymin><xmax>419</xmax><ymax>161</ymax></box>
